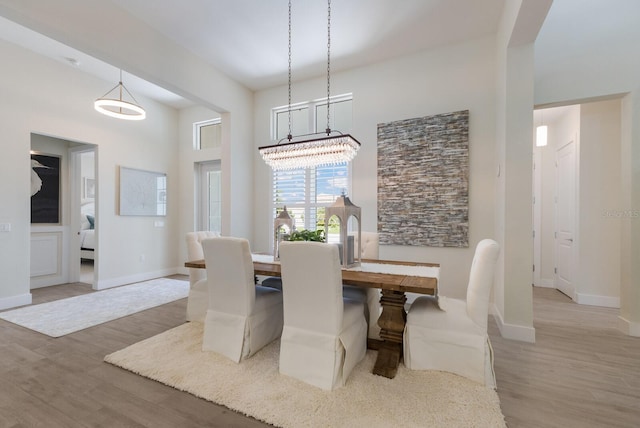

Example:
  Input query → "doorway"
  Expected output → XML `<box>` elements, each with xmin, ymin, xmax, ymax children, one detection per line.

<box><xmin>532</xmin><ymin>105</ymin><xmax>578</xmax><ymax>294</ymax></box>
<box><xmin>69</xmin><ymin>145</ymin><xmax>97</xmax><ymax>288</ymax></box>
<box><xmin>532</xmin><ymin>99</ymin><xmax>623</xmax><ymax>308</ymax></box>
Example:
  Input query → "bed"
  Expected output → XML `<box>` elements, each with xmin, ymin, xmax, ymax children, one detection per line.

<box><xmin>80</xmin><ymin>202</ymin><xmax>95</xmax><ymax>260</ymax></box>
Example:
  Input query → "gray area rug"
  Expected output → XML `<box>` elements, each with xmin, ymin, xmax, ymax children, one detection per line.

<box><xmin>105</xmin><ymin>322</ymin><xmax>506</xmax><ymax>428</ymax></box>
<box><xmin>0</xmin><ymin>278</ymin><xmax>189</xmax><ymax>337</ymax></box>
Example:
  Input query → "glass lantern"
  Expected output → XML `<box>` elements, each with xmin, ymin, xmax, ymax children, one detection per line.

<box><xmin>273</xmin><ymin>206</ymin><xmax>294</xmax><ymax>260</ymax></box>
<box><xmin>324</xmin><ymin>193</ymin><xmax>361</xmax><ymax>268</ymax></box>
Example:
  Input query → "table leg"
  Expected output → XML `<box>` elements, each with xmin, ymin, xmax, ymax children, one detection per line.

<box><xmin>372</xmin><ymin>289</ymin><xmax>407</xmax><ymax>378</ymax></box>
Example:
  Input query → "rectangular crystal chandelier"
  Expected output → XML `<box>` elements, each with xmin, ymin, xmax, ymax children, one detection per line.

<box><xmin>259</xmin><ymin>0</ymin><xmax>360</xmax><ymax>171</ymax></box>
<box><xmin>259</xmin><ymin>133</ymin><xmax>360</xmax><ymax>171</ymax></box>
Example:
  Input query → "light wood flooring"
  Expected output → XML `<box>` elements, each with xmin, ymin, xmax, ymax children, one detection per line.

<box><xmin>490</xmin><ymin>287</ymin><xmax>640</xmax><ymax>428</ymax></box>
<box><xmin>1</xmin><ymin>281</ymin><xmax>638</xmax><ymax>427</ymax></box>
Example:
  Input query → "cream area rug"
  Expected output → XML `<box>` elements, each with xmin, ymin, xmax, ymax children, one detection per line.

<box><xmin>105</xmin><ymin>322</ymin><xmax>506</xmax><ymax>428</ymax></box>
<box><xmin>0</xmin><ymin>278</ymin><xmax>189</xmax><ymax>337</ymax></box>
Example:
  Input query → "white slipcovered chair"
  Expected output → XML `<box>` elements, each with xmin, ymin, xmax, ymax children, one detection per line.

<box><xmin>185</xmin><ymin>231</ymin><xmax>220</xmax><ymax>321</ymax></box>
<box><xmin>343</xmin><ymin>232</ymin><xmax>383</xmax><ymax>340</ymax></box>
<box><xmin>201</xmin><ymin>237</ymin><xmax>284</xmax><ymax>363</ymax></box>
<box><xmin>403</xmin><ymin>239</ymin><xmax>500</xmax><ymax>388</ymax></box>
<box><xmin>279</xmin><ymin>241</ymin><xmax>367</xmax><ymax>390</ymax></box>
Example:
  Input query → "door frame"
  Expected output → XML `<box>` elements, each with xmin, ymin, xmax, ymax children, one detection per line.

<box><xmin>533</xmin><ymin>150</ymin><xmax>542</xmax><ymax>286</ymax></box>
<box><xmin>69</xmin><ymin>145</ymin><xmax>97</xmax><ymax>286</ymax></box>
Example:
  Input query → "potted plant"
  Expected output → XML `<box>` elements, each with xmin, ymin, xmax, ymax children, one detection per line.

<box><xmin>287</xmin><ymin>229</ymin><xmax>325</xmax><ymax>242</ymax></box>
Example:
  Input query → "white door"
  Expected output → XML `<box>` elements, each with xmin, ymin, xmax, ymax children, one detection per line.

<box><xmin>198</xmin><ymin>161</ymin><xmax>222</xmax><ymax>232</ymax></box>
<box><xmin>555</xmin><ymin>139</ymin><xmax>576</xmax><ymax>299</ymax></box>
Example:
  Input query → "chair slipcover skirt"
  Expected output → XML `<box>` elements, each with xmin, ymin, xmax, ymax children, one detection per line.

<box><xmin>201</xmin><ymin>237</ymin><xmax>283</xmax><ymax>363</ymax></box>
<box><xmin>203</xmin><ymin>286</ymin><xmax>283</xmax><ymax>362</ymax></box>
<box><xmin>403</xmin><ymin>297</ymin><xmax>496</xmax><ymax>388</ymax></box>
<box><xmin>185</xmin><ymin>231</ymin><xmax>220</xmax><ymax>322</ymax></box>
<box><xmin>403</xmin><ymin>239</ymin><xmax>500</xmax><ymax>389</ymax></box>
<box><xmin>279</xmin><ymin>241</ymin><xmax>367</xmax><ymax>390</ymax></box>
<box><xmin>279</xmin><ymin>299</ymin><xmax>366</xmax><ymax>390</ymax></box>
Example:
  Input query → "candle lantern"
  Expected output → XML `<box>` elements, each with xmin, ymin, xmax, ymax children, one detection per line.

<box><xmin>273</xmin><ymin>206</ymin><xmax>294</xmax><ymax>260</ymax></box>
<box><xmin>324</xmin><ymin>193</ymin><xmax>361</xmax><ymax>268</ymax></box>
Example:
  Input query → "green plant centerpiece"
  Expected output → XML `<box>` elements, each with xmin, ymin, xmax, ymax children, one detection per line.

<box><xmin>287</xmin><ymin>229</ymin><xmax>325</xmax><ymax>242</ymax></box>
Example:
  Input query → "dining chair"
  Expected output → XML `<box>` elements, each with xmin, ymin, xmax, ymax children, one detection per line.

<box><xmin>343</xmin><ymin>231</ymin><xmax>382</xmax><ymax>340</ymax></box>
<box><xmin>279</xmin><ymin>241</ymin><xmax>367</xmax><ymax>390</ymax></box>
<box><xmin>201</xmin><ymin>237</ymin><xmax>284</xmax><ymax>363</ymax></box>
<box><xmin>403</xmin><ymin>238</ymin><xmax>500</xmax><ymax>388</ymax></box>
<box><xmin>185</xmin><ymin>231</ymin><xmax>220</xmax><ymax>322</ymax></box>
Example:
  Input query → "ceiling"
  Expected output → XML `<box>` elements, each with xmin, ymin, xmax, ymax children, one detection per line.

<box><xmin>1</xmin><ymin>0</ymin><xmax>639</xmax><ymax>110</ymax></box>
<box><xmin>0</xmin><ymin>0</ymin><xmax>505</xmax><ymax>108</ymax></box>
<box><xmin>106</xmin><ymin>0</ymin><xmax>506</xmax><ymax>91</ymax></box>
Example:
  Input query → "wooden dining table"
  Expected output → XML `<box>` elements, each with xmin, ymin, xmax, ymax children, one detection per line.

<box><xmin>185</xmin><ymin>255</ymin><xmax>439</xmax><ymax>379</ymax></box>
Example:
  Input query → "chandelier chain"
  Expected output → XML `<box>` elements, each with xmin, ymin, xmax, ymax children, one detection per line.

<box><xmin>326</xmin><ymin>0</ymin><xmax>331</xmax><ymax>135</ymax></box>
<box><xmin>287</xmin><ymin>0</ymin><xmax>293</xmax><ymax>141</ymax></box>
<box><xmin>257</xmin><ymin>0</ymin><xmax>360</xmax><ymax>170</ymax></box>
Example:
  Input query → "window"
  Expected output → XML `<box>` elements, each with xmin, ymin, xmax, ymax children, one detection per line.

<box><xmin>195</xmin><ymin>119</ymin><xmax>221</xmax><ymax>150</ymax></box>
<box><xmin>271</xmin><ymin>95</ymin><xmax>353</xmax><ymax>235</ymax></box>
<box><xmin>197</xmin><ymin>161</ymin><xmax>222</xmax><ymax>232</ymax></box>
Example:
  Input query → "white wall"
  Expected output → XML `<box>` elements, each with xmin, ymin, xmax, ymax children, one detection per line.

<box><xmin>0</xmin><ymin>37</ymin><xmax>180</xmax><ymax>308</ymax></box>
<box><xmin>535</xmin><ymin>12</ymin><xmax>640</xmax><ymax>334</ymax></box>
<box><xmin>0</xmin><ymin>0</ymin><xmax>256</xmax><ymax>258</ymax></box>
<box><xmin>491</xmin><ymin>0</ymin><xmax>552</xmax><ymax>343</ymax></box>
<box><xmin>253</xmin><ymin>36</ymin><xmax>498</xmax><ymax>299</ymax></box>
<box><xmin>81</xmin><ymin>151</ymin><xmax>95</xmax><ymax>185</ymax></box>
<box><xmin>577</xmin><ymin>100</ymin><xmax>622</xmax><ymax>307</ymax></box>
<box><xmin>619</xmin><ymin>92</ymin><xmax>640</xmax><ymax>336</ymax></box>
<box><xmin>536</xmin><ymin>100</ymin><xmax>622</xmax><ymax>307</ymax></box>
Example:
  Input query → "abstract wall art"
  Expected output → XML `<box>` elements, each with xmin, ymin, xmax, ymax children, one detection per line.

<box><xmin>377</xmin><ymin>110</ymin><xmax>469</xmax><ymax>247</ymax></box>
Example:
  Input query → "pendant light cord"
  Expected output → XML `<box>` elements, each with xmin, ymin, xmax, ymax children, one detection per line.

<box><xmin>326</xmin><ymin>0</ymin><xmax>331</xmax><ymax>135</ymax></box>
<box><xmin>287</xmin><ymin>0</ymin><xmax>293</xmax><ymax>142</ymax></box>
<box><xmin>285</xmin><ymin>0</ymin><xmax>334</xmax><ymax>141</ymax></box>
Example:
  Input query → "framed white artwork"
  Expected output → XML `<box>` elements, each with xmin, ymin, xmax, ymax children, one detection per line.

<box><xmin>118</xmin><ymin>166</ymin><xmax>167</xmax><ymax>216</ymax></box>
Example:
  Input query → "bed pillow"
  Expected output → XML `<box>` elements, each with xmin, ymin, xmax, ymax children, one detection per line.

<box><xmin>80</xmin><ymin>214</ymin><xmax>90</xmax><ymax>230</ymax></box>
<box><xmin>86</xmin><ymin>214</ymin><xmax>95</xmax><ymax>229</ymax></box>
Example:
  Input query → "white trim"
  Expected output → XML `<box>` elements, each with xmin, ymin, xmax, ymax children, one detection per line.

<box><xmin>0</xmin><ymin>293</ymin><xmax>32</xmax><ymax>311</ymax></box>
<box><xmin>536</xmin><ymin>279</ymin><xmax>555</xmax><ymax>288</ymax></box>
<box><xmin>575</xmin><ymin>293</ymin><xmax>620</xmax><ymax>308</ymax></box>
<box><xmin>193</xmin><ymin>118</ymin><xmax>222</xmax><ymax>150</ymax></box>
<box><xmin>94</xmin><ymin>268</ymin><xmax>179</xmax><ymax>290</ymax></box>
<box><xmin>618</xmin><ymin>315</ymin><xmax>640</xmax><ymax>337</ymax></box>
<box><xmin>490</xmin><ymin>304</ymin><xmax>536</xmax><ymax>343</ymax></box>
<box><xmin>532</xmin><ymin>149</ymin><xmax>542</xmax><ymax>286</ymax></box>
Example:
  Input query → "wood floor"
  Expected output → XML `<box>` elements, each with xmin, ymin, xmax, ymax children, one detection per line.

<box><xmin>490</xmin><ymin>287</ymin><xmax>640</xmax><ymax>428</ymax></box>
<box><xmin>1</xmin><ymin>281</ymin><xmax>638</xmax><ymax>427</ymax></box>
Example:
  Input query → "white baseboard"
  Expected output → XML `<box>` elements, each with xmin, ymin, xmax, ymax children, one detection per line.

<box><xmin>535</xmin><ymin>278</ymin><xmax>555</xmax><ymax>288</ymax></box>
<box><xmin>618</xmin><ymin>316</ymin><xmax>640</xmax><ymax>337</ymax></box>
<box><xmin>490</xmin><ymin>304</ymin><xmax>536</xmax><ymax>343</ymax></box>
<box><xmin>95</xmin><ymin>268</ymin><xmax>179</xmax><ymax>290</ymax></box>
<box><xmin>0</xmin><ymin>293</ymin><xmax>32</xmax><ymax>311</ymax></box>
<box><xmin>575</xmin><ymin>292</ymin><xmax>620</xmax><ymax>308</ymax></box>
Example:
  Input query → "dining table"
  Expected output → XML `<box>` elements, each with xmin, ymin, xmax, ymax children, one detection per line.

<box><xmin>185</xmin><ymin>253</ymin><xmax>439</xmax><ymax>379</ymax></box>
